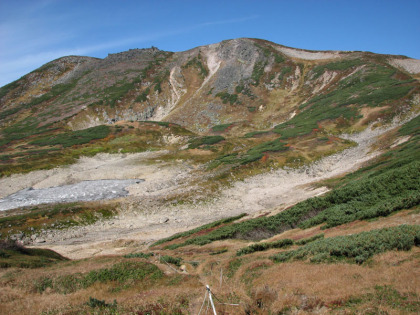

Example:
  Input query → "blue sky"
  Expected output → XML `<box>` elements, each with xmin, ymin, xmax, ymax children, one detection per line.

<box><xmin>1</xmin><ymin>0</ymin><xmax>419</xmax><ymax>87</ymax></box>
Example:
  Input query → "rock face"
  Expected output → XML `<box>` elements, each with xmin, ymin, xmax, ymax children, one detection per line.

<box><xmin>2</xmin><ymin>38</ymin><xmax>419</xmax><ymax>135</ymax></box>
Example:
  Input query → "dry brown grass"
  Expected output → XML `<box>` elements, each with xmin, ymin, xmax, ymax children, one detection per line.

<box><xmin>1</xmin><ymin>206</ymin><xmax>419</xmax><ymax>314</ymax></box>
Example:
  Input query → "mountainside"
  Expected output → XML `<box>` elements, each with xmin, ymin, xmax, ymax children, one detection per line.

<box><xmin>1</xmin><ymin>38</ymin><xmax>420</xmax><ymax>177</ymax></box>
<box><xmin>1</xmin><ymin>38</ymin><xmax>420</xmax><ymax>132</ymax></box>
<box><xmin>0</xmin><ymin>39</ymin><xmax>419</xmax><ymax>314</ymax></box>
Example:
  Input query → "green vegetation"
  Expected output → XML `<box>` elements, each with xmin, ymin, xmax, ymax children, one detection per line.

<box><xmin>124</xmin><ymin>252</ymin><xmax>154</xmax><ymax>259</ymax></box>
<box><xmin>26</xmin><ymin>80</ymin><xmax>79</xmax><ymax>108</ymax></box>
<box><xmin>153</xmin><ymin>69</ymin><xmax>170</xmax><ymax>93</ymax></box>
<box><xmin>209</xmin><ymin>138</ymin><xmax>288</xmax><ymax>167</ymax></box>
<box><xmin>235</xmin><ymin>85</ymin><xmax>244</xmax><ymax>93</ymax></box>
<box><xmin>103</xmin><ymin>78</ymin><xmax>140</xmax><ymax>107</ymax></box>
<box><xmin>135</xmin><ymin>87</ymin><xmax>150</xmax><ymax>102</ymax></box>
<box><xmin>251</xmin><ymin>61</ymin><xmax>266</xmax><ymax>86</ymax></box>
<box><xmin>0</xmin><ymin>240</ymin><xmax>68</xmax><ymax>268</ymax></box>
<box><xmin>398</xmin><ymin>114</ymin><xmax>420</xmax><ymax>136</ymax></box>
<box><xmin>0</xmin><ymin>79</ymin><xmax>20</xmax><ymax>101</ymax></box>
<box><xmin>86</xmin><ymin>297</ymin><xmax>117</xmax><ymax>310</ymax></box>
<box><xmin>271</xmin><ymin>225</ymin><xmax>420</xmax><ymax>264</ymax></box>
<box><xmin>278</xmin><ymin>66</ymin><xmax>292</xmax><ymax>82</ymax></box>
<box><xmin>295</xmin><ymin>233</ymin><xmax>324</xmax><ymax>245</ymax></box>
<box><xmin>183</xmin><ymin>55</ymin><xmax>208</xmax><ymax>78</ymax></box>
<box><xmin>30</xmin><ymin>125</ymin><xmax>110</xmax><ymax>148</ymax></box>
<box><xmin>275</xmin><ymin>63</ymin><xmax>415</xmax><ymax>139</ymax></box>
<box><xmin>159</xmin><ymin>255</ymin><xmax>182</xmax><ymax>267</ymax></box>
<box><xmin>35</xmin><ymin>261</ymin><xmax>163</xmax><ymax>294</ymax></box>
<box><xmin>236</xmin><ymin>239</ymin><xmax>293</xmax><ymax>256</ymax></box>
<box><xmin>152</xmin><ymin>213</ymin><xmax>246</xmax><ymax>247</ymax></box>
<box><xmin>188</xmin><ymin>135</ymin><xmax>225</xmax><ymax>149</ymax></box>
<box><xmin>0</xmin><ymin>105</ymin><xmax>24</xmax><ymax>121</ymax></box>
<box><xmin>299</xmin><ymin>161</ymin><xmax>420</xmax><ymax>230</ymax></box>
<box><xmin>244</xmin><ymin>131</ymin><xmax>269</xmax><ymax>138</ymax></box>
<box><xmin>216</xmin><ymin>91</ymin><xmax>239</xmax><ymax>105</ymax></box>
<box><xmin>227</xmin><ymin>258</ymin><xmax>242</xmax><ymax>278</ymax></box>
<box><xmin>311</xmin><ymin>59</ymin><xmax>363</xmax><ymax>79</ymax></box>
<box><xmin>343</xmin><ymin>285</ymin><xmax>420</xmax><ymax>313</ymax></box>
<box><xmin>274</xmin><ymin>54</ymin><xmax>285</xmax><ymax>64</ymax></box>
<box><xmin>1</xmin><ymin>117</ymin><xmax>54</xmax><ymax>144</ymax></box>
<box><xmin>166</xmin><ymin>150</ymin><xmax>419</xmax><ymax>247</ymax></box>
<box><xmin>212</xmin><ymin>123</ymin><xmax>234</xmax><ymax>132</ymax></box>
<box><xmin>0</xmin><ymin>203</ymin><xmax>116</xmax><ymax>238</ymax></box>
<box><xmin>210</xmin><ymin>249</ymin><xmax>228</xmax><ymax>255</ymax></box>
<box><xmin>0</xmin><ymin>122</ymin><xmax>193</xmax><ymax>177</ymax></box>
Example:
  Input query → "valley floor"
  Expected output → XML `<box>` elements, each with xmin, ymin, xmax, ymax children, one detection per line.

<box><xmin>1</xmin><ymin>119</ymin><xmax>408</xmax><ymax>259</ymax></box>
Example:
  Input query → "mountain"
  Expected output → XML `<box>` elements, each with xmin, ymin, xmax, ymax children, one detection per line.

<box><xmin>0</xmin><ymin>39</ymin><xmax>419</xmax><ymax>314</ymax></box>
<box><xmin>1</xmin><ymin>38</ymin><xmax>419</xmax><ymax>177</ymax></box>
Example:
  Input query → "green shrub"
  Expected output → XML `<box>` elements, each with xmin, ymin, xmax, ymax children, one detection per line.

<box><xmin>212</xmin><ymin>123</ymin><xmax>234</xmax><ymax>132</ymax></box>
<box><xmin>311</xmin><ymin>59</ymin><xmax>362</xmax><ymax>79</ymax></box>
<box><xmin>153</xmin><ymin>70</ymin><xmax>170</xmax><ymax>93</ymax></box>
<box><xmin>237</xmin><ymin>239</ymin><xmax>293</xmax><ymax>256</ymax></box>
<box><xmin>160</xmin><ymin>255</ymin><xmax>182</xmax><ymax>267</ymax></box>
<box><xmin>49</xmin><ymin>261</ymin><xmax>162</xmax><ymax>294</ymax></box>
<box><xmin>188</xmin><ymin>135</ymin><xmax>225</xmax><ymax>149</ymax></box>
<box><xmin>211</xmin><ymin>138</ymin><xmax>288</xmax><ymax>167</ymax></box>
<box><xmin>136</xmin><ymin>87</ymin><xmax>150</xmax><ymax>102</ymax></box>
<box><xmin>25</xmin><ymin>80</ymin><xmax>79</xmax><ymax>108</ymax></box>
<box><xmin>251</xmin><ymin>61</ymin><xmax>266</xmax><ymax>86</ymax></box>
<box><xmin>30</xmin><ymin>125</ymin><xmax>110</xmax><ymax>148</ymax></box>
<box><xmin>152</xmin><ymin>213</ymin><xmax>246</xmax><ymax>247</ymax></box>
<box><xmin>271</xmin><ymin>225</ymin><xmax>420</xmax><ymax>264</ymax></box>
<box><xmin>278</xmin><ymin>66</ymin><xmax>292</xmax><ymax>81</ymax></box>
<box><xmin>274</xmin><ymin>63</ymin><xmax>414</xmax><ymax>140</ymax></box>
<box><xmin>86</xmin><ymin>297</ymin><xmax>117</xmax><ymax>309</ymax></box>
<box><xmin>295</xmin><ymin>234</ymin><xmax>324</xmax><ymax>245</ymax></box>
<box><xmin>183</xmin><ymin>55</ymin><xmax>208</xmax><ymax>78</ymax></box>
<box><xmin>210</xmin><ymin>249</ymin><xmax>228</xmax><ymax>255</ymax></box>
<box><xmin>216</xmin><ymin>91</ymin><xmax>238</xmax><ymax>105</ymax></box>
<box><xmin>124</xmin><ymin>252</ymin><xmax>154</xmax><ymax>259</ymax></box>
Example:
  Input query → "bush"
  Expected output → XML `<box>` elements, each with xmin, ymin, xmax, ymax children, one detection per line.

<box><xmin>86</xmin><ymin>297</ymin><xmax>117</xmax><ymax>309</ymax></box>
<box><xmin>212</xmin><ymin>123</ymin><xmax>234</xmax><ymax>132</ymax></box>
<box><xmin>210</xmin><ymin>138</ymin><xmax>288</xmax><ymax>167</ymax></box>
<box><xmin>160</xmin><ymin>255</ymin><xmax>182</xmax><ymax>267</ymax></box>
<box><xmin>30</xmin><ymin>125</ymin><xmax>110</xmax><ymax>148</ymax></box>
<box><xmin>153</xmin><ymin>213</ymin><xmax>246</xmax><ymax>247</ymax></box>
<box><xmin>274</xmin><ymin>63</ymin><xmax>414</xmax><ymax>139</ymax></box>
<box><xmin>215</xmin><ymin>91</ymin><xmax>238</xmax><ymax>105</ymax></box>
<box><xmin>270</xmin><ymin>225</ymin><xmax>420</xmax><ymax>264</ymax></box>
<box><xmin>237</xmin><ymin>239</ymin><xmax>293</xmax><ymax>256</ymax></box>
<box><xmin>295</xmin><ymin>234</ymin><xmax>324</xmax><ymax>245</ymax></box>
<box><xmin>188</xmin><ymin>136</ymin><xmax>225</xmax><ymax>149</ymax></box>
<box><xmin>124</xmin><ymin>252</ymin><xmax>154</xmax><ymax>259</ymax></box>
<box><xmin>45</xmin><ymin>261</ymin><xmax>163</xmax><ymax>294</ymax></box>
